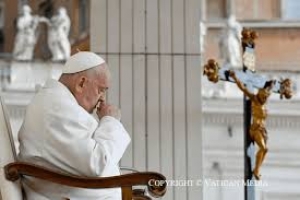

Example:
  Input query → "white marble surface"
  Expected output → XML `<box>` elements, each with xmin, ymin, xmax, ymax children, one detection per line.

<box><xmin>4</xmin><ymin>61</ymin><xmax>62</xmax><ymax>92</ymax></box>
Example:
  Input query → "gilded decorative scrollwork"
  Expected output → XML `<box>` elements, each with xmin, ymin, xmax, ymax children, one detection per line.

<box><xmin>203</xmin><ymin>59</ymin><xmax>220</xmax><ymax>83</ymax></box>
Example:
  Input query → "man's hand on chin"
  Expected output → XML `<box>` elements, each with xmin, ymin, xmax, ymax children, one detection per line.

<box><xmin>96</xmin><ymin>103</ymin><xmax>121</xmax><ymax>121</ymax></box>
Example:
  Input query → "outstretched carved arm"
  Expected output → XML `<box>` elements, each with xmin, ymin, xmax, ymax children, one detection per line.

<box><xmin>229</xmin><ymin>70</ymin><xmax>254</xmax><ymax>99</ymax></box>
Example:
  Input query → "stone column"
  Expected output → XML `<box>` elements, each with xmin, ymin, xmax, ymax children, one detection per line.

<box><xmin>91</xmin><ymin>0</ymin><xmax>203</xmax><ymax>199</ymax></box>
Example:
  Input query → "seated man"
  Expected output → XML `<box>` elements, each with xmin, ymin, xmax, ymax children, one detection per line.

<box><xmin>18</xmin><ymin>51</ymin><xmax>131</xmax><ymax>199</ymax></box>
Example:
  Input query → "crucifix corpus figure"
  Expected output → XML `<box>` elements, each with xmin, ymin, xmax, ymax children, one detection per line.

<box><xmin>229</xmin><ymin>70</ymin><xmax>273</xmax><ymax>180</ymax></box>
<box><xmin>203</xmin><ymin>28</ymin><xmax>293</xmax><ymax>181</ymax></box>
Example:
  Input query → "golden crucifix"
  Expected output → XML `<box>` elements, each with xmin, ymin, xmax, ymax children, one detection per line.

<box><xmin>203</xmin><ymin>29</ymin><xmax>292</xmax><ymax>180</ymax></box>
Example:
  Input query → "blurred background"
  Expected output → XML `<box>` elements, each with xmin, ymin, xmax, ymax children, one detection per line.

<box><xmin>0</xmin><ymin>0</ymin><xmax>91</xmax><ymax>135</ymax></box>
<box><xmin>0</xmin><ymin>0</ymin><xmax>90</xmax><ymax>147</ymax></box>
<box><xmin>201</xmin><ymin>0</ymin><xmax>300</xmax><ymax>200</ymax></box>
<box><xmin>1</xmin><ymin>0</ymin><xmax>90</xmax><ymax>58</ymax></box>
<box><xmin>0</xmin><ymin>0</ymin><xmax>299</xmax><ymax>200</ymax></box>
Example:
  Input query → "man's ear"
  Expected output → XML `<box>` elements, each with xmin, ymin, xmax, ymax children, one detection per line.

<box><xmin>75</xmin><ymin>76</ymin><xmax>87</xmax><ymax>93</ymax></box>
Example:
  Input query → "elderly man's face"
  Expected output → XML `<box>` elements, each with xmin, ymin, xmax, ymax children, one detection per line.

<box><xmin>79</xmin><ymin>65</ymin><xmax>110</xmax><ymax>113</ymax></box>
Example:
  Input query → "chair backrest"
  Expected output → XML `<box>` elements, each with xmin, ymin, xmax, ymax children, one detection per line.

<box><xmin>0</xmin><ymin>97</ymin><xmax>23</xmax><ymax>200</ymax></box>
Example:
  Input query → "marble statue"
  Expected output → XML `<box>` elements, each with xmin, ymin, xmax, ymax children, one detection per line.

<box><xmin>12</xmin><ymin>5</ymin><xmax>71</xmax><ymax>62</ymax></box>
<box><xmin>13</xmin><ymin>5</ymin><xmax>40</xmax><ymax>61</ymax></box>
<box><xmin>45</xmin><ymin>7</ymin><xmax>71</xmax><ymax>61</ymax></box>
<box><xmin>219</xmin><ymin>15</ymin><xmax>242</xmax><ymax>68</ymax></box>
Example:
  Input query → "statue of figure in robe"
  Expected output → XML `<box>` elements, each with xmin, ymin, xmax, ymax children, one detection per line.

<box><xmin>219</xmin><ymin>15</ymin><xmax>242</xmax><ymax>68</ymax></box>
<box><xmin>13</xmin><ymin>5</ymin><xmax>40</xmax><ymax>61</ymax></box>
<box><xmin>44</xmin><ymin>7</ymin><xmax>71</xmax><ymax>61</ymax></box>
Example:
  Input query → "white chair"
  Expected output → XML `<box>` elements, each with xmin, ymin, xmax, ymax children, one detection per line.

<box><xmin>0</xmin><ymin>97</ymin><xmax>23</xmax><ymax>200</ymax></box>
<box><xmin>0</xmin><ymin>97</ymin><xmax>166</xmax><ymax>200</ymax></box>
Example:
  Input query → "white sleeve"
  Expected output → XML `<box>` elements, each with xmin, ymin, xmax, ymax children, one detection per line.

<box><xmin>93</xmin><ymin>116</ymin><xmax>131</xmax><ymax>165</ymax></box>
<box><xmin>40</xmin><ymin>110</ymin><xmax>130</xmax><ymax>177</ymax></box>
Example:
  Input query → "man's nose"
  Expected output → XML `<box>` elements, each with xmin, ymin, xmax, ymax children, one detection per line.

<box><xmin>99</xmin><ymin>95</ymin><xmax>106</xmax><ymax>104</ymax></box>
<box><xmin>102</xmin><ymin>91</ymin><xmax>107</xmax><ymax>100</ymax></box>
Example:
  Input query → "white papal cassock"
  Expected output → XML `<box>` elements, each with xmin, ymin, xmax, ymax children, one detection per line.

<box><xmin>18</xmin><ymin>79</ymin><xmax>131</xmax><ymax>200</ymax></box>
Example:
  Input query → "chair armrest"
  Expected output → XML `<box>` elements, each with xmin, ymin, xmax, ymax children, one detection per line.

<box><xmin>5</xmin><ymin>162</ymin><xmax>166</xmax><ymax>198</ymax></box>
<box><xmin>132</xmin><ymin>189</ymin><xmax>152</xmax><ymax>200</ymax></box>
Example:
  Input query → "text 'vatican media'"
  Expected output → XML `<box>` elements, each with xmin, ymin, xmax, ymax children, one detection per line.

<box><xmin>148</xmin><ymin>178</ymin><xmax>268</xmax><ymax>187</ymax></box>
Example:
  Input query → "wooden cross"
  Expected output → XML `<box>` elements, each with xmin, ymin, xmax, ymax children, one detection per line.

<box><xmin>203</xmin><ymin>29</ymin><xmax>293</xmax><ymax>200</ymax></box>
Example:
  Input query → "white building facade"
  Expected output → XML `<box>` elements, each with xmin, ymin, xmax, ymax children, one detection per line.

<box><xmin>202</xmin><ymin>77</ymin><xmax>300</xmax><ymax>200</ymax></box>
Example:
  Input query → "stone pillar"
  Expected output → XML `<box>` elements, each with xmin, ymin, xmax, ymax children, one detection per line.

<box><xmin>91</xmin><ymin>0</ymin><xmax>202</xmax><ymax>199</ymax></box>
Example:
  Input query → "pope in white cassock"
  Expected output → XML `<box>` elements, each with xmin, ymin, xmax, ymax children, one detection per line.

<box><xmin>18</xmin><ymin>51</ymin><xmax>131</xmax><ymax>200</ymax></box>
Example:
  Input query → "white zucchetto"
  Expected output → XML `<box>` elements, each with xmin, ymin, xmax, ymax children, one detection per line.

<box><xmin>62</xmin><ymin>51</ymin><xmax>106</xmax><ymax>74</ymax></box>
